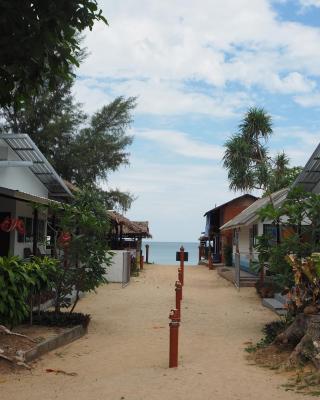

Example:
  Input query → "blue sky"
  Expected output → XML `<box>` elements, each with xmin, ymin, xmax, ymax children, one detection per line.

<box><xmin>75</xmin><ymin>0</ymin><xmax>320</xmax><ymax>242</ymax></box>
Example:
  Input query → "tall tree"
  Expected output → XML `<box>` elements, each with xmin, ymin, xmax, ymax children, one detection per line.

<box><xmin>0</xmin><ymin>1</ymin><xmax>107</xmax><ymax>108</ymax></box>
<box><xmin>0</xmin><ymin>83</ymin><xmax>137</xmax><ymax>211</ymax></box>
<box><xmin>66</xmin><ymin>96</ymin><xmax>136</xmax><ymax>186</ymax></box>
<box><xmin>223</xmin><ymin>107</ymin><xmax>300</xmax><ymax>194</ymax></box>
<box><xmin>223</xmin><ymin>107</ymin><xmax>272</xmax><ymax>192</ymax></box>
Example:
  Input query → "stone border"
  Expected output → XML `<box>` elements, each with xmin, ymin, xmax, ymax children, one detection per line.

<box><xmin>22</xmin><ymin>325</ymin><xmax>87</xmax><ymax>362</ymax></box>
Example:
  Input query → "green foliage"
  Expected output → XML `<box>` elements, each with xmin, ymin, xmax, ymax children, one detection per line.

<box><xmin>0</xmin><ymin>256</ymin><xmax>58</xmax><ymax>327</ymax></box>
<box><xmin>223</xmin><ymin>108</ymin><xmax>301</xmax><ymax>193</ymax></box>
<box><xmin>251</xmin><ymin>234</ymin><xmax>271</xmax><ymax>273</ymax></box>
<box><xmin>65</xmin><ymin>96</ymin><xmax>136</xmax><ymax>186</ymax></box>
<box><xmin>48</xmin><ymin>187</ymin><xmax>113</xmax><ymax>313</ymax></box>
<box><xmin>223</xmin><ymin>107</ymin><xmax>273</xmax><ymax>192</ymax></box>
<box><xmin>255</xmin><ymin>188</ymin><xmax>320</xmax><ymax>295</ymax></box>
<box><xmin>0</xmin><ymin>83</ymin><xmax>136</xmax><ymax>211</ymax></box>
<box><xmin>267</xmin><ymin>154</ymin><xmax>302</xmax><ymax>193</ymax></box>
<box><xmin>0</xmin><ymin>256</ymin><xmax>30</xmax><ymax>327</ymax></box>
<box><xmin>0</xmin><ymin>1</ymin><xmax>107</xmax><ymax>108</ymax></box>
<box><xmin>223</xmin><ymin>244</ymin><xmax>233</xmax><ymax>267</ymax></box>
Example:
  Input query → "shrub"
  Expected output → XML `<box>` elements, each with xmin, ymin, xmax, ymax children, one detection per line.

<box><xmin>0</xmin><ymin>256</ymin><xmax>30</xmax><ymax>327</ymax></box>
<box><xmin>0</xmin><ymin>256</ymin><xmax>58</xmax><ymax>328</ymax></box>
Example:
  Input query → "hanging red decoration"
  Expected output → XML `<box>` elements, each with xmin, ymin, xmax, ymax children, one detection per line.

<box><xmin>58</xmin><ymin>231</ymin><xmax>72</xmax><ymax>247</ymax></box>
<box><xmin>16</xmin><ymin>219</ymin><xmax>25</xmax><ymax>235</ymax></box>
<box><xmin>0</xmin><ymin>217</ymin><xmax>26</xmax><ymax>234</ymax></box>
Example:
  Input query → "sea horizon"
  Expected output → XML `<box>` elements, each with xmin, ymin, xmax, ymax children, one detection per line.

<box><xmin>142</xmin><ymin>240</ymin><xmax>199</xmax><ymax>265</ymax></box>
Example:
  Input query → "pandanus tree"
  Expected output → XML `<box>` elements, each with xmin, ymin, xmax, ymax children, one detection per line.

<box><xmin>223</xmin><ymin>107</ymin><xmax>301</xmax><ymax>194</ymax></box>
<box><xmin>223</xmin><ymin>107</ymin><xmax>273</xmax><ymax>192</ymax></box>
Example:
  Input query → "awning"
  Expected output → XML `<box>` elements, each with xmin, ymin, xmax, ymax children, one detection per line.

<box><xmin>0</xmin><ymin>134</ymin><xmax>72</xmax><ymax>198</ymax></box>
<box><xmin>0</xmin><ymin>186</ymin><xmax>61</xmax><ymax>206</ymax></box>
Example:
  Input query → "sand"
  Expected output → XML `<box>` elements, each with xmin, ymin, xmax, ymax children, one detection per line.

<box><xmin>0</xmin><ymin>264</ymin><xmax>310</xmax><ymax>399</ymax></box>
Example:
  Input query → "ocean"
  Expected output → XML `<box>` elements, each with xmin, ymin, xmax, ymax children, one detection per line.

<box><xmin>142</xmin><ymin>241</ymin><xmax>199</xmax><ymax>265</ymax></box>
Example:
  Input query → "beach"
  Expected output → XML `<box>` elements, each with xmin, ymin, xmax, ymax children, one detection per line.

<box><xmin>0</xmin><ymin>264</ymin><xmax>305</xmax><ymax>400</ymax></box>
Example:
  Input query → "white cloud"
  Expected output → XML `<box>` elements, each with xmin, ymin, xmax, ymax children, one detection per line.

<box><xmin>79</xmin><ymin>1</ymin><xmax>320</xmax><ymax>241</ymax></box>
<box><xmin>271</xmin><ymin>126</ymin><xmax>320</xmax><ymax>165</ymax></box>
<box><xmin>72</xmin><ymin>79</ymin><xmax>112</xmax><ymax>113</ymax></box>
<box><xmin>74</xmin><ymin>76</ymin><xmax>252</xmax><ymax>116</ymax></box>
<box><xmin>77</xmin><ymin>0</ymin><xmax>320</xmax><ymax>110</ymax></box>
<box><xmin>105</xmin><ymin>157</ymin><xmax>231</xmax><ymax>241</ymax></box>
<box><xmin>294</xmin><ymin>92</ymin><xmax>320</xmax><ymax>108</ymax></box>
<box><xmin>134</xmin><ymin>129</ymin><xmax>224</xmax><ymax>160</ymax></box>
<box><xmin>299</xmin><ymin>0</ymin><xmax>320</xmax><ymax>7</ymax></box>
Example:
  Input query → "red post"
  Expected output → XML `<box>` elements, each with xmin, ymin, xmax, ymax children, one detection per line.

<box><xmin>175</xmin><ymin>281</ymin><xmax>182</xmax><ymax>321</ymax></box>
<box><xmin>140</xmin><ymin>254</ymin><xmax>144</xmax><ymax>270</ymax></box>
<box><xmin>169</xmin><ymin>309</ymin><xmax>180</xmax><ymax>368</ymax></box>
<box><xmin>178</xmin><ymin>268</ymin><xmax>183</xmax><ymax>299</ymax></box>
<box><xmin>180</xmin><ymin>246</ymin><xmax>184</xmax><ymax>286</ymax></box>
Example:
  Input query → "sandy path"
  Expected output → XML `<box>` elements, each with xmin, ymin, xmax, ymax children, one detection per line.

<box><xmin>0</xmin><ymin>265</ymin><xmax>309</xmax><ymax>399</ymax></box>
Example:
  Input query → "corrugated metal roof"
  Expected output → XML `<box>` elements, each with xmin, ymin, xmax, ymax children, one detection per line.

<box><xmin>0</xmin><ymin>134</ymin><xmax>72</xmax><ymax>198</ymax></box>
<box><xmin>220</xmin><ymin>188</ymin><xmax>289</xmax><ymax>231</ymax></box>
<box><xmin>293</xmin><ymin>142</ymin><xmax>320</xmax><ymax>193</ymax></box>
<box><xmin>0</xmin><ymin>186</ymin><xmax>61</xmax><ymax>206</ymax></box>
<box><xmin>204</xmin><ymin>194</ymin><xmax>258</xmax><ymax>217</ymax></box>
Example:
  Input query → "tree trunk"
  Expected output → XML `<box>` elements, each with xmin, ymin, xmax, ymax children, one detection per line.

<box><xmin>275</xmin><ymin>313</ymin><xmax>320</xmax><ymax>368</ymax></box>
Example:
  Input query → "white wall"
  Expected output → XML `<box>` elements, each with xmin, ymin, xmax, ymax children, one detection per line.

<box><xmin>104</xmin><ymin>250</ymin><xmax>131</xmax><ymax>283</ymax></box>
<box><xmin>0</xmin><ymin>141</ymin><xmax>48</xmax><ymax>198</ymax></box>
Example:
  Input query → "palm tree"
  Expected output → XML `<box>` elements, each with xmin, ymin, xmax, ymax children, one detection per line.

<box><xmin>223</xmin><ymin>107</ymin><xmax>273</xmax><ymax>192</ymax></box>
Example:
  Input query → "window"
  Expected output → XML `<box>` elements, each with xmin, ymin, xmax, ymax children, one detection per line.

<box><xmin>233</xmin><ymin>228</ymin><xmax>239</xmax><ymax>247</ymax></box>
<box><xmin>250</xmin><ymin>224</ymin><xmax>258</xmax><ymax>250</ymax></box>
<box><xmin>263</xmin><ymin>224</ymin><xmax>279</xmax><ymax>245</ymax></box>
<box><xmin>17</xmin><ymin>216</ymin><xmax>46</xmax><ymax>243</ymax></box>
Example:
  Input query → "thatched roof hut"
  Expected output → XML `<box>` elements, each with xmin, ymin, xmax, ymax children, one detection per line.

<box><xmin>107</xmin><ymin>211</ymin><xmax>152</xmax><ymax>249</ymax></box>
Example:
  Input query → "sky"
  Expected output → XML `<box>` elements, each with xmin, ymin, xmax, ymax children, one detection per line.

<box><xmin>75</xmin><ymin>0</ymin><xmax>320</xmax><ymax>242</ymax></box>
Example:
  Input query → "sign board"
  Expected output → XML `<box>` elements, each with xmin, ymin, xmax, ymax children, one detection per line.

<box><xmin>176</xmin><ymin>251</ymin><xmax>188</xmax><ymax>262</ymax></box>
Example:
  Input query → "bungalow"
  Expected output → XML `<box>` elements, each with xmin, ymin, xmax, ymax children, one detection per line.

<box><xmin>220</xmin><ymin>188</ymin><xmax>288</xmax><ymax>273</ymax></box>
<box><xmin>0</xmin><ymin>134</ymin><xmax>72</xmax><ymax>258</ymax></box>
<box><xmin>219</xmin><ymin>141</ymin><xmax>320</xmax><ymax>274</ymax></box>
<box><xmin>200</xmin><ymin>194</ymin><xmax>258</xmax><ymax>264</ymax></box>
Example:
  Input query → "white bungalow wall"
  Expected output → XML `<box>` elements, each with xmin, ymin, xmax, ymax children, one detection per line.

<box><xmin>0</xmin><ymin>140</ymin><xmax>48</xmax><ymax>198</ymax></box>
<box><xmin>232</xmin><ymin>222</ymin><xmax>266</xmax><ymax>273</ymax></box>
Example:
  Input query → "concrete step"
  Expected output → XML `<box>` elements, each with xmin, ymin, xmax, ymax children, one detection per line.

<box><xmin>274</xmin><ymin>292</ymin><xmax>287</xmax><ymax>305</ymax></box>
<box><xmin>262</xmin><ymin>297</ymin><xmax>287</xmax><ymax>316</ymax></box>
<box><xmin>239</xmin><ymin>281</ymin><xmax>256</xmax><ymax>287</ymax></box>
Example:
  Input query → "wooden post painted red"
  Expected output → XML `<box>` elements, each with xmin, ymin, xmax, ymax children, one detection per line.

<box><xmin>175</xmin><ymin>280</ymin><xmax>182</xmax><ymax>321</ymax></box>
<box><xmin>140</xmin><ymin>254</ymin><xmax>144</xmax><ymax>270</ymax></box>
<box><xmin>169</xmin><ymin>309</ymin><xmax>180</xmax><ymax>368</ymax></box>
<box><xmin>180</xmin><ymin>245</ymin><xmax>184</xmax><ymax>286</ymax></box>
<box><xmin>178</xmin><ymin>267</ymin><xmax>183</xmax><ymax>299</ymax></box>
